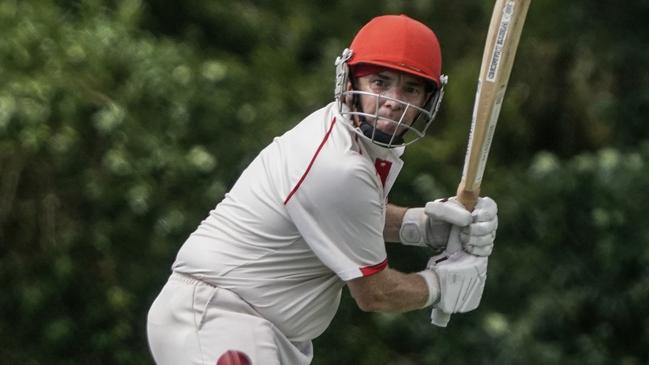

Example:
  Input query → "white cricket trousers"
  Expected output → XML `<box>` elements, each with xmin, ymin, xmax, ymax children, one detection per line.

<box><xmin>147</xmin><ymin>272</ymin><xmax>313</xmax><ymax>365</ymax></box>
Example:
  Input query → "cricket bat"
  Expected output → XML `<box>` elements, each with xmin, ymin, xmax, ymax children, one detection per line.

<box><xmin>430</xmin><ymin>0</ymin><xmax>531</xmax><ymax>327</ymax></box>
<box><xmin>456</xmin><ymin>0</ymin><xmax>531</xmax><ymax>211</ymax></box>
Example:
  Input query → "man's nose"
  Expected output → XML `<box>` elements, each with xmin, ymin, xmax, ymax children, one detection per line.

<box><xmin>380</xmin><ymin>87</ymin><xmax>404</xmax><ymax>109</ymax></box>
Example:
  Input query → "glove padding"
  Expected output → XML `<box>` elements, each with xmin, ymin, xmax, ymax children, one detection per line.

<box><xmin>458</xmin><ymin>197</ymin><xmax>498</xmax><ymax>257</ymax></box>
<box><xmin>400</xmin><ymin>197</ymin><xmax>498</xmax><ymax>257</ymax></box>
<box><xmin>400</xmin><ymin>198</ymin><xmax>471</xmax><ymax>251</ymax></box>
<box><xmin>427</xmin><ymin>251</ymin><xmax>488</xmax><ymax>327</ymax></box>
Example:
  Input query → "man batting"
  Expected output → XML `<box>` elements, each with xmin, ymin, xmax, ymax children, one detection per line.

<box><xmin>147</xmin><ymin>14</ymin><xmax>499</xmax><ymax>365</ymax></box>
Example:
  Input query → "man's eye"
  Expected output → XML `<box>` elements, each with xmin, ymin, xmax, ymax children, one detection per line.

<box><xmin>405</xmin><ymin>86</ymin><xmax>422</xmax><ymax>95</ymax></box>
<box><xmin>371</xmin><ymin>79</ymin><xmax>385</xmax><ymax>87</ymax></box>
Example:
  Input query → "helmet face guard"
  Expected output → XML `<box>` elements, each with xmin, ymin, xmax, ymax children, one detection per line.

<box><xmin>334</xmin><ymin>15</ymin><xmax>447</xmax><ymax>148</ymax></box>
<box><xmin>334</xmin><ymin>48</ymin><xmax>448</xmax><ymax>148</ymax></box>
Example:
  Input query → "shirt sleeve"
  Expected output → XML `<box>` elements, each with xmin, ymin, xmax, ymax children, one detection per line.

<box><xmin>284</xmin><ymin>150</ymin><xmax>388</xmax><ymax>281</ymax></box>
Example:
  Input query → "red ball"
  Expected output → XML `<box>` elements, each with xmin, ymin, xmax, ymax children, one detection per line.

<box><xmin>216</xmin><ymin>350</ymin><xmax>252</xmax><ymax>365</ymax></box>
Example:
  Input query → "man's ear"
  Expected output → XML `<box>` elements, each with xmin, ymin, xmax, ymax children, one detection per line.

<box><xmin>342</xmin><ymin>80</ymin><xmax>354</xmax><ymax>104</ymax></box>
<box><xmin>345</xmin><ymin>79</ymin><xmax>354</xmax><ymax>92</ymax></box>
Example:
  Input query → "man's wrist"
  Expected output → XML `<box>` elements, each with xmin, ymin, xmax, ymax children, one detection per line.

<box><xmin>385</xmin><ymin>204</ymin><xmax>409</xmax><ymax>243</ymax></box>
<box><xmin>416</xmin><ymin>270</ymin><xmax>440</xmax><ymax>308</ymax></box>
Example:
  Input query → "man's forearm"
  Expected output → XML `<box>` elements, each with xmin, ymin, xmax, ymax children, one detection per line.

<box><xmin>347</xmin><ymin>268</ymin><xmax>432</xmax><ymax>312</ymax></box>
<box><xmin>384</xmin><ymin>203</ymin><xmax>408</xmax><ymax>243</ymax></box>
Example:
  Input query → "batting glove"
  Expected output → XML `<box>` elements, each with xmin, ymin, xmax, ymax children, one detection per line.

<box><xmin>415</xmin><ymin>249</ymin><xmax>489</xmax><ymax>326</ymax></box>
<box><xmin>459</xmin><ymin>197</ymin><xmax>498</xmax><ymax>257</ymax></box>
<box><xmin>425</xmin><ymin>250</ymin><xmax>489</xmax><ymax>327</ymax></box>
<box><xmin>399</xmin><ymin>198</ymin><xmax>471</xmax><ymax>251</ymax></box>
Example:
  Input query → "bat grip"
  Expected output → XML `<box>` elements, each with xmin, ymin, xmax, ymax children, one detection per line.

<box><xmin>456</xmin><ymin>186</ymin><xmax>480</xmax><ymax>212</ymax></box>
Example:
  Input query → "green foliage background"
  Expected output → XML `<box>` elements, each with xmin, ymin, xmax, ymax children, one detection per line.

<box><xmin>1</xmin><ymin>0</ymin><xmax>648</xmax><ymax>363</ymax></box>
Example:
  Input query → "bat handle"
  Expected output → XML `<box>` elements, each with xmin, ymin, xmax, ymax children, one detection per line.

<box><xmin>456</xmin><ymin>184</ymin><xmax>480</xmax><ymax>212</ymax></box>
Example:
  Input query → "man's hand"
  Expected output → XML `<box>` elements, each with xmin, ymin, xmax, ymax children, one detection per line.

<box><xmin>400</xmin><ymin>197</ymin><xmax>498</xmax><ymax>257</ymax></box>
<box><xmin>424</xmin><ymin>250</ymin><xmax>489</xmax><ymax>327</ymax></box>
<box><xmin>459</xmin><ymin>197</ymin><xmax>498</xmax><ymax>256</ymax></box>
<box><xmin>400</xmin><ymin>198</ymin><xmax>470</xmax><ymax>251</ymax></box>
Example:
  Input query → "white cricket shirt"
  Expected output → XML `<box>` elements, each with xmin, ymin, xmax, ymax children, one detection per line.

<box><xmin>173</xmin><ymin>102</ymin><xmax>404</xmax><ymax>341</ymax></box>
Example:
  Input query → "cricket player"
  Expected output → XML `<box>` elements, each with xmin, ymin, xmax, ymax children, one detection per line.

<box><xmin>147</xmin><ymin>14</ymin><xmax>498</xmax><ymax>365</ymax></box>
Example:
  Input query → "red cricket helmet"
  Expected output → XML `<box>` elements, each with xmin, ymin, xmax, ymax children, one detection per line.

<box><xmin>348</xmin><ymin>14</ymin><xmax>443</xmax><ymax>87</ymax></box>
<box><xmin>333</xmin><ymin>14</ymin><xmax>448</xmax><ymax>148</ymax></box>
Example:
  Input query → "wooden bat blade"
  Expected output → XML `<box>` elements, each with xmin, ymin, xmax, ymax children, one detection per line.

<box><xmin>457</xmin><ymin>0</ymin><xmax>531</xmax><ymax>211</ymax></box>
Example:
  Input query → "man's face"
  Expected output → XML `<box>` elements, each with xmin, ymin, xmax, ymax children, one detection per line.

<box><xmin>350</xmin><ymin>69</ymin><xmax>432</xmax><ymax>136</ymax></box>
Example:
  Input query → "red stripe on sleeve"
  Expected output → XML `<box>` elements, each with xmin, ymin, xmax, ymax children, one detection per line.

<box><xmin>359</xmin><ymin>259</ymin><xmax>388</xmax><ymax>276</ymax></box>
<box><xmin>283</xmin><ymin>117</ymin><xmax>337</xmax><ymax>205</ymax></box>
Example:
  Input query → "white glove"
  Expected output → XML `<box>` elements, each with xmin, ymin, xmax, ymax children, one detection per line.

<box><xmin>413</xmin><ymin>197</ymin><xmax>497</xmax><ymax>327</ymax></box>
<box><xmin>419</xmin><ymin>251</ymin><xmax>488</xmax><ymax>327</ymax></box>
<box><xmin>459</xmin><ymin>197</ymin><xmax>498</xmax><ymax>257</ymax></box>
<box><xmin>399</xmin><ymin>198</ymin><xmax>471</xmax><ymax>251</ymax></box>
<box><xmin>401</xmin><ymin>197</ymin><xmax>498</xmax><ymax>257</ymax></box>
